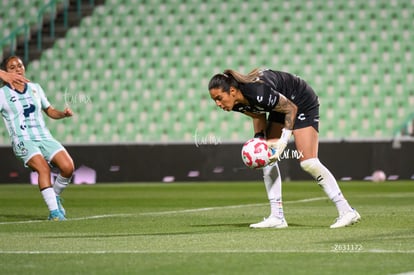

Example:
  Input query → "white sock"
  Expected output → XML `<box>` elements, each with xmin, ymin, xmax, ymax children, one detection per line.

<box><xmin>263</xmin><ymin>162</ymin><xmax>284</xmax><ymax>219</ymax></box>
<box><xmin>53</xmin><ymin>174</ymin><xmax>70</xmax><ymax>195</ymax></box>
<box><xmin>300</xmin><ymin>158</ymin><xmax>353</xmax><ymax>215</ymax></box>
<box><xmin>41</xmin><ymin>187</ymin><xmax>58</xmax><ymax>211</ymax></box>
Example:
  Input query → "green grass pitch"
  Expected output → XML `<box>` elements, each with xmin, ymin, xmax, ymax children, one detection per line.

<box><xmin>0</xmin><ymin>180</ymin><xmax>413</xmax><ymax>275</ymax></box>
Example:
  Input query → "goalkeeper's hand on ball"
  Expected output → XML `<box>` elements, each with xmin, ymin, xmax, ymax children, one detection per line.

<box><xmin>267</xmin><ymin>129</ymin><xmax>292</xmax><ymax>163</ymax></box>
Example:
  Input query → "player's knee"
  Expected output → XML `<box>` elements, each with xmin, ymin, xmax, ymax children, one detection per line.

<box><xmin>300</xmin><ymin>158</ymin><xmax>321</xmax><ymax>176</ymax></box>
<box><xmin>262</xmin><ymin>164</ymin><xmax>273</xmax><ymax>178</ymax></box>
<box><xmin>263</xmin><ymin>162</ymin><xmax>279</xmax><ymax>178</ymax></box>
<box><xmin>60</xmin><ymin>161</ymin><xmax>75</xmax><ymax>178</ymax></box>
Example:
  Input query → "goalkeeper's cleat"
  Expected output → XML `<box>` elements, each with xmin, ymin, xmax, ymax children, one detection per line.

<box><xmin>48</xmin><ymin>209</ymin><xmax>66</xmax><ymax>221</ymax></box>
<box><xmin>249</xmin><ymin>216</ymin><xmax>288</xmax><ymax>229</ymax></box>
<box><xmin>56</xmin><ymin>195</ymin><xmax>66</xmax><ymax>217</ymax></box>
<box><xmin>330</xmin><ymin>209</ymin><xmax>361</xmax><ymax>228</ymax></box>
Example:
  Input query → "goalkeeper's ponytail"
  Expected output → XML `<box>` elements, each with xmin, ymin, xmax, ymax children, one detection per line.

<box><xmin>223</xmin><ymin>68</ymin><xmax>263</xmax><ymax>84</ymax></box>
<box><xmin>208</xmin><ymin>68</ymin><xmax>263</xmax><ymax>94</ymax></box>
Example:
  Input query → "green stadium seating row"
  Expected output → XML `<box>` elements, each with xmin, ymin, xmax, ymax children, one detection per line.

<box><xmin>0</xmin><ymin>0</ymin><xmax>46</xmax><ymax>37</ymax></box>
<box><xmin>1</xmin><ymin>0</ymin><xmax>413</xmax><ymax>144</ymax></box>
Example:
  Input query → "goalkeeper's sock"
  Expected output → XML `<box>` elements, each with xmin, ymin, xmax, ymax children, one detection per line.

<box><xmin>263</xmin><ymin>163</ymin><xmax>284</xmax><ymax>219</ymax></box>
<box><xmin>332</xmin><ymin>193</ymin><xmax>353</xmax><ymax>215</ymax></box>
<box><xmin>41</xmin><ymin>187</ymin><xmax>58</xmax><ymax>211</ymax></box>
<box><xmin>53</xmin><ymin>174</ymin><xmax>71</xmax><ymax>195</ymax></box>
<box><xmin>300</xmin><ymin>158</ymin><xmax>353</xmax><ymax>214</ymax></box>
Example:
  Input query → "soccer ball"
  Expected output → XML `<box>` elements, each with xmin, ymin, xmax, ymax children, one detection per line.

<box><xmin>371</xmin><ymin>170</ymin><xmax>386</xmax><ymax>182</ymax></box>
<box><xmin>241</xmin><ymin>138</ymin><xmax>271</xmax><ymax>169</ymax></box>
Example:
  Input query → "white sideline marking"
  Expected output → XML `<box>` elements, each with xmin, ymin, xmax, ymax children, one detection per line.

<box><xmin>70</xmin><ymin>214</ymin><xmax>135</xmax><ymax>221</ymax></box>
<box><xmin>0</xmin><ymin>249</ymin><xmax>413</xmax><ymax>255</ymax></box>
<box><xmin>0</xmin><ymin>197</ymin><xmax>326</xmax><ymax>225</ymax></box>
<box><xmin>0</xmin><ymin>214</ymin><xmax>135</xmax><ymax>225</ymax></box>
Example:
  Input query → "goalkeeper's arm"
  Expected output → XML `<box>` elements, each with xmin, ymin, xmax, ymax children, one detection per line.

<box><xmin>268</xmin><ymin>94</ymin><xmax>298</xmax><ymax>162</ymax></box>
<box><xmin>244</xmin><ymin>112</ymin><xmax>267</xmax><ymax>139</ymax></box>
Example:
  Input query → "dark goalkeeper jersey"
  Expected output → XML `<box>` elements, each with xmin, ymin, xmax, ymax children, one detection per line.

<box><xmin>232</xmin><ymin>69</ymin><xmax>319</xmax><ymax>115</ymax></box>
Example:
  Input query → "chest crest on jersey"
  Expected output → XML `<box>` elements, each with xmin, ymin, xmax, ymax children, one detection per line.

<box><xmin>32</xmin><ymin>89</ymin><xmax>40</xmax><ymax>100</ymax></box>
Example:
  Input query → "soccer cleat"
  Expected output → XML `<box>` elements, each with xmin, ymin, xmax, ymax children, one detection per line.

<box><xmin>330</xmin><ymin>209</ymin><xmax>361</xmax><ymax>229</ymax></box>
<box><xmin>249</xmin><ymin>216</ymin><xmax>288</xmax><ymax>229</ymax></box>
<box><xmin>56</xmin><ymin>195</ymin><xmax>66</xmax><ymax>217</ymax></box>
<box><xmin>48</xmin><ymin>209</ymin><xmax>66</xmax><ymax>221</ymax></box>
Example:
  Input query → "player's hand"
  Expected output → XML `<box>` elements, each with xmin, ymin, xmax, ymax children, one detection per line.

<box><xmin>267</xmin><ymin>128</ymin><xmax>292</xmax><ymax>162</ymax></box>
<box><xmin>267</xmin><ymin>140</ymin><xmax>288</xmax><ymax>162</ymax></box>
<box><xmin>1</xmin><ymin>72</ymin><xmax>29</xmax><ymax>89</ymax></box>
<box><xmin>63</xmin><ymin>107</ymin><xmax>73</xmax><ymax>117</ymax></box>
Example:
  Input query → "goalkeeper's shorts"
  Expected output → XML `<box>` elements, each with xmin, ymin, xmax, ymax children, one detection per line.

<box><xmin>267</xmin><ymin>104</ymin><xmax>320</xmax><ymax>132</ymax></box>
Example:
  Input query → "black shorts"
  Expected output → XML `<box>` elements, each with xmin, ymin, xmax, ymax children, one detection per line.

<box><xmin>267</xmin><ymin>103</ymin><xmax>320</xmax><ymax>132</ymax></box>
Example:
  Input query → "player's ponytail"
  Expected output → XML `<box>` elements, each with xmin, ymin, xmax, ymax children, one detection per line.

<box><xmin>208</xmin><ymin>68</ymin><xmax>263</xmax><ymax>94</ymax></box>
<box><xmin>223</xmin><ymin>68</ymin><xmax>263</xmax><ymax>84</ymax></box>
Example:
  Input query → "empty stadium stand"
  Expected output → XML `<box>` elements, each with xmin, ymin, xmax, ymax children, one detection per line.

<box><xmin>1</xmin><ymin>0</ymin><xmax>413</xmax><ymax>144</ymax></box>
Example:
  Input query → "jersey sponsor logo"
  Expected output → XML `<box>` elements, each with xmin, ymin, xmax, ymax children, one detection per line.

<box><xmin>250</xmin><ymin>105</ymin><xmax>266</xmax><ymax>114</ymax></box>
<box><xmin>297</xmin><ymin>113</ymin><xmax>306</xmax><ymax>121</ymax></box>
<box><xmin>268</xmin><ymin>88</ymin><xmax>279</xmax><ymax>106</ymax></box>
<box><xmin>268</xmin><ymin>95</ymin><xmax>277</xmax><ymax>107</ymax></box>
<box><xmin>23</xmin><ymin>104</ymin><xmax>36</xmax><ymax>118</ymax></box>
<box><xmin>20</xmin><ymin>122</ymin><xmax>39</xmax><ymax>130</ymax></box>
<box><xmin>256</xmin><ymin>96</ymin><xmax>263</xmax><ymax>103</ymax></box>
<box><xmin>10</xmin><ymin>94</ymin><xmax>34</xmax><ymax>103</ymax></box>
<box><xmin>237</xmin><ymin>104</ymin><xmax>266</xmax><ymax>114</ymax></box>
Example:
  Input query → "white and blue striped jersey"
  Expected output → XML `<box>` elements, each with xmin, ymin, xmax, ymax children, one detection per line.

<box><xmin>0</xmin><ymin>83</ymin><xmax>53</xmax><ymax>143</ymax></box>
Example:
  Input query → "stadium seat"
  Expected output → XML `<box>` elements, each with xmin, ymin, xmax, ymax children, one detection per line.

<box><xmin>2</xmin><ymin>0</ymin><xmax>412</xmax><ymax>144</ymax></box>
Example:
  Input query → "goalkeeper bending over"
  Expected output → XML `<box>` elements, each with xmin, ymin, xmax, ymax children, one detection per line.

<box><xmin>208</xmin><ymin>68</ymin><xmax>361</xmax><ymax>229</ymax></box>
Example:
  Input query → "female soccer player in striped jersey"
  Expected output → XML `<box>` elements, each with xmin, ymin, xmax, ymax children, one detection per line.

<box><xmin>0</xmin><ymin>56</ymin><xmax>74</xmax><ymax>221</ymax></box>
<box><xmin>208</xmin><ymin>69</ymin><xmax>361</xmax><ymax>229</ymax></box>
